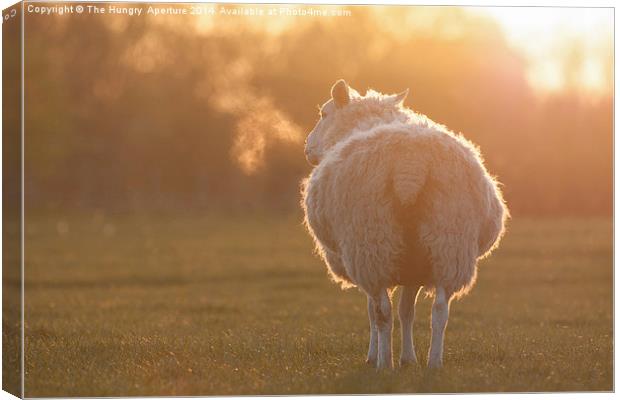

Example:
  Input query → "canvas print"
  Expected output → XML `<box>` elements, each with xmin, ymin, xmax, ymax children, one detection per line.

<box><xmin>2</xmin><ymin>1</ymin><xmax>613</xmax><ymax>397</ymax></box>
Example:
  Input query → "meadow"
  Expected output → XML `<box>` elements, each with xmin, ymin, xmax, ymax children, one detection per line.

<box><xmin>22</xmin><ymin>214</ymin><xmax>612</xmax><ymax>396</ymax></box>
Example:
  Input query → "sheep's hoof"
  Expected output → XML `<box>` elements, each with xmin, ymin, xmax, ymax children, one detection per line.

<box><xmin>399</xmin><ymin>357</ymin><xmax>418</xmax><ymax>367</ymax></box>
<box><xmin>376</xmin><ymin>360</ymin><xmax>394</xmax><ymax>370</ymax></box>
<box><xmin>427</xmin><ymin>360</ymin><xmax>443</xmax><ymax>369</ymax></box>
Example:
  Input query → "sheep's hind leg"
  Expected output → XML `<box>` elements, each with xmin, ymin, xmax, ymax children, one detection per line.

<box><xmin>428</xmin><ymin>286</ymin><xmax>451</xmax><ymax>369</ymax></box>
<box><xmin>372</xmin><ymin>289</ymin><xmax>393</xmax><ymax>369</ymax></box>
<box><xmin>398</xmin><ymin>285</ymin><xmax>422</xmax><ymax>366</ymax></box>
<box><xmin>366</xmin><ymin>295</ymin><xmax>378</xmax><ymax>365</ymax></box>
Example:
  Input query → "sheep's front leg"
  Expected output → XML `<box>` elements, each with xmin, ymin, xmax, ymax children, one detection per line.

<box><xmin>366</xmin><ymin>295</ymin><xmax>378</xmax><ymax>365</ymax></box>
<box><xmin>428</xmin><ymin>286</ymin><xmax>451</xmax><ymax>369</ymax></box>
<box><xmin>398</xmin><ymin>285</ymin><xmax>421</xmax><ymax>366</ymax></box>
<box><xmin>372</xmin><ymin>289</ymin><xmax>393</xmax><ymax>369</ymax></box>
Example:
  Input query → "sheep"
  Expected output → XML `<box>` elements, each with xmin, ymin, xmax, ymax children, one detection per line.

<box><xmin>300</xmin><ymin>79</ymin><xmax>508</xmax><ymax>369</ymax></box>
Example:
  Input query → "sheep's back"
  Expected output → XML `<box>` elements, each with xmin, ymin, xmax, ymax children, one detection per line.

<box><xmin>302</xmin><ymin>124</ymin><xmax>508</xmax><ymax>294</ymax></box>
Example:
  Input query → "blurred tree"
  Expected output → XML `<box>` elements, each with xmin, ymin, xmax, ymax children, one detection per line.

<box><xmin>22</xmin><ymin>6</ymin><xmax>612</xmax><ymax>216</ymax></box>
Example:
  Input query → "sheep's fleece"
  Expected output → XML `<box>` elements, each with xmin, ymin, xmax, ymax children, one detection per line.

<box><xmin>301</xmin><ymin>83</ymin><xmax>508</xmax><ymax>299</ymax></box>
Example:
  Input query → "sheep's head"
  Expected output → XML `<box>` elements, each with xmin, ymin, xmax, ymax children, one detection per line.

<box><xmin>304</xmin><ymin>79</ymin><xmax>408</xmax><ymax>166</ymax></box>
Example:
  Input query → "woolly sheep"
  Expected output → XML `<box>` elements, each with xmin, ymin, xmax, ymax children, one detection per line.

<box><xmin>301</xmin><ymin>79</ymin><xmax>508</xmax><ymax>369</ymax></box>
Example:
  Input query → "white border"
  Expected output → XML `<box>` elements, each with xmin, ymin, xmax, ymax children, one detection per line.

<box><xmin>0</xmin><ymin>1</ymin><xmax>616</xmax><ymax>400</ymax></box>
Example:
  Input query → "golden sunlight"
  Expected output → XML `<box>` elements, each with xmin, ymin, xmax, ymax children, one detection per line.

<box><xmin>478</xmin><ymin>7</ymin><xmax>613</xmax><ymax>96</ymax></box>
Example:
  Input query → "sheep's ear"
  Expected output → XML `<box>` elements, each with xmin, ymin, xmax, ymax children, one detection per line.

<box><xmin>331</xmin><ymin>79</ymin><xmax>350</xmax><ymax>108</ymax></box>
<box><xmin>392</xmin><ymin>89</ymin><xmax>409</xmax><ymax>106</ymax></box>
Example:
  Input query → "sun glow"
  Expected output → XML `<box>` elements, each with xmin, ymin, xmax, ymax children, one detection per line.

<box><xmin>479</xmin><ymin>7</ymin><xmax>613</xmax><ymax>96</ymax></box>
<box><xmin>189</xmin><ymin>5</ymin><xmax>613</xmax><ymax>98</ymax></box>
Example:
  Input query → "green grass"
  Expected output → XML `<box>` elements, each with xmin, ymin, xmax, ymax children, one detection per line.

<box><xmin>22</xmin><ymin>213</ymin><xmax>612</xmax><ymax>396</ymax></box>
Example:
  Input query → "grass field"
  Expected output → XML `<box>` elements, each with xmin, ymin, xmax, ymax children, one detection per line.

<box><xmin>22</xmin><ymin>213</ymin><xmax>612</xmax><ymax>396</ymax></box>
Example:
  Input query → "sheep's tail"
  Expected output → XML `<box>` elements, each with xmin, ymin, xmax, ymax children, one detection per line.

<box><xmin>390</xmin><ymin>137</ymin><xmax>431</xmax><ymax>206</ymax></box>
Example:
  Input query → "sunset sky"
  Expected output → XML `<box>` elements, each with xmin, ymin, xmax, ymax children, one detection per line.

<box><xmin>478</xmin><ymin>7</ymin><xmax>613</xmax><ymax>96</ymax></box>
<box><xmin>189</xmin><ymin>5</ymin><xmax>613</xmax><ymax>97</ymax></box>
